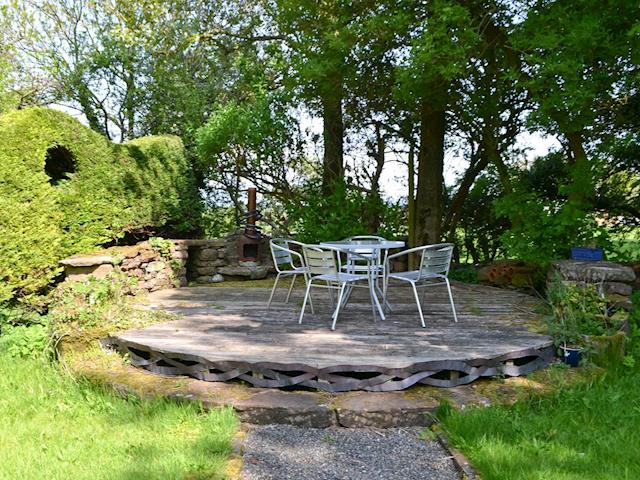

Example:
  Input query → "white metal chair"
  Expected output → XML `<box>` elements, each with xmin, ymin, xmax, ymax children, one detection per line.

<box><xmin>299</xmin><ymin>245</ymin><xmax>370</xmax><ymax>330</ymax></box>
<box><xmin>341</xmin><ymin>235</ymin><xmax>390</xmax><ymax>307</ymax></box>
<box><xmin>342</xmin><ymin>235</ymin><xmax>386</xmax><ymax>275</ymax></box>
<box><xmin>384</xmin><ymin>243</ymin><xmax>458</xmax><ymax>327</ymax></box>
<box><xmin>267</xmin><ymin>238</ymin><xmax>310</xmax><ymax>309</ymax></box>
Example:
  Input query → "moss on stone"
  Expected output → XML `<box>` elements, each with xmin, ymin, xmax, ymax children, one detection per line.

<box><xmin>67</xmin><ymin>348</ymin><xmax>195</xmax><ymax>398</ymax></box>
<box><xmin>472</xmin><ymin>364</ymin><xmax>604</xmax><ymax>405</ymax></box>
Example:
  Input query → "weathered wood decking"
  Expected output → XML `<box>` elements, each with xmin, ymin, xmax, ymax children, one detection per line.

<box><xmin>108</xmin><ymin>282</ymin><xmax>554</xmax><ymax>391</ymax></box>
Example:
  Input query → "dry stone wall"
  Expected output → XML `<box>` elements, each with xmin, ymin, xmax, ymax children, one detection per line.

<box><xmin>60</xmin><ymin>233</ymin><xmax>274</xmax><ymax>294</ymax></box>
<box><xmin>548</xmin><ymin>260</ymin><xmax>637</xmax><ymax>310</ymax></box>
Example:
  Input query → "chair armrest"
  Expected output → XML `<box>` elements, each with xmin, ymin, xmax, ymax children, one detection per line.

<box><xmin>290</xmin><ymin>249</ymin><xmax>305</xmax><ymax>268</ymax></box>
<box><xmin>286</xmin><ymin>239</ymin><xmax>307</xmax><ymax>249</ymax></box>
<box><xmin>272</xmin><ymin>243</ymin><xmax>305</xmax><ymax>269</ymax></box>
<box><xmin>387</xmin><ymin>246</ymin><xmax>425</xmax><ymax>262</ymax></box>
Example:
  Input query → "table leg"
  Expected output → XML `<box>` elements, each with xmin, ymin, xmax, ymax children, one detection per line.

<box><xmin>368</xmin><ymin>258</ymin><xmax>385</xmax><ymax>320</ymax></box>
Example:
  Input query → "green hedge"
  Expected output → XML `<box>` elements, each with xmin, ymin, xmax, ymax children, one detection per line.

<box><xmin>0</xmin><ymin>107</ymin><xmax>201</xmax><ymax>303</ymax></box>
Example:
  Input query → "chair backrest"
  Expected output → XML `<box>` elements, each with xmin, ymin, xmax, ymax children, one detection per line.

<box><xmin>346</xmin><ymin>235</ymin><xmax>387</xmax><ymax>241</ymax></box>
<box><xmin>270</xmin><ymin>238</ymin><xmax>303</xmax><ymax>273</ymax></box>
<box><xmin>302</xmin><ymin>245</ymin><xmax>340</xmax><ymax>276</ymax></box>
<box><xmin>418</xmin><ymin>243</ymin><xmax>454</xmax><ymax>278</ymax></box>
<box><xmin>344</xmin><ymin>235</ymin><xmax>386</xmax><ymax>260</ymax></box>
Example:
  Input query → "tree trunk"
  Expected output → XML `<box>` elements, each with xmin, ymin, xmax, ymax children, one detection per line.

<box><xmin>407</xmin><ymin>143</ymin><xmax>418</xmax><ymax>269</ymax></box>
<box><xmin>366</xmin><ymin>126</ymin><xmax>385</xmax><ymax>233</ymax></box>
<box><xmin>489</xmin><ymin>141</ymin><xmax>513</xmax><ymax>195</ymax></box>
<box><xmin>565</xmin><ymin>130</ymin><xmax>591</xmax><ymax>206</ymax></box>
<box><xmin>415</xmin><ymin>100</ymin><xmax>446</xmax><ymax>246</ymax></box>
<box><xmin>321</xmin><ymin>88</ymin><xmax>344</xmax><ymax>194</ymax></box>
<box><xmin>77</xmin><ymin>86</ymin><xmax>108</xmax><ymax>139</ymax></box>
<box><xmin>444</xmin><ymin>151</ymin><xmax>490</xmax><ymax>240</ymax></box>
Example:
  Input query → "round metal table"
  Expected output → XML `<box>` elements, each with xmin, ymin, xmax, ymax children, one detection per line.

<box><xmin>319</xmin><ymin>240</ymin><xmax>405</xmax><ymax>320</ymax></box>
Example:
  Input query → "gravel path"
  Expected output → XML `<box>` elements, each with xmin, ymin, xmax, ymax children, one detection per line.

<box><xmin>241</xmin><ymin>425</ymin><xmax>460</xmax><ymax>480</ymax></box>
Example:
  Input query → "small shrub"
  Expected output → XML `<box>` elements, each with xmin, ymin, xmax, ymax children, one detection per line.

<box><xmin>0</xmin><ymin>304</ymin><xmax>50</xmax><ymax>359</ymax></box>
<box><xmin>0</xmin><ymin>323</ymin><xmax>49</xmax><ymax>359</ymax></box>
<box><xmin>149</xmin><ymin>236</ymin><xmax>174</xmax><ymax>257</ymax></box>
<box><xmin>545</xmin><ymin>276</ymin><xmax>625</xmax><ymax>351</ymax></box>
<box><xmin>48</xmin><ymin>273</ymin><xmax>177</xmax><ymax>354</ymax></box>
<box><xmin>448</xmin><ymin>265</ymin><xmax>479</xmax><ymax>284</ymax></box>
<box><xmin>50</xmin><ymin>275</ymin><xmax>136</xmax><ymax>329</ymax></box>
<box><xmin>624</xmin><ymin>290</ymin><xmax>640</xmax><ymax>368</ymax></box>
<box><xmin>286</xmin><ymin>180</ymin><xmax>406</xmax><ymax>242</ymax></box>
<box><xmin>494</xmin><ymin>191</ymin><xmax>608</xmax><ymax>268</ymax></box>
<box><xmin>0</xmin><ymin>304</ymin><xmax>44</xmax><ymax>329</ymax></box>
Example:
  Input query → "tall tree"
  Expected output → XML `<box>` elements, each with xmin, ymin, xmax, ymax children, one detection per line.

<box><xmin>397</xmin><ymin>0</ymin><xmax>479</xmax><ymax>245</ymax></box>
<box><xmin>14</xmin><ymin>0</ymin><xmax>151</xmax><ymax>140</ymax></box>
<box><xmin>273</xmin><ymin>0</ymin><xmax>373</xmax><ymax>193</ymax></box>
<box><xmin>513</xmin><ymin>0</ymin><xmax>639</xmax><ymax>207</ymax></box>
<box><xmin>445</xmin><ymin>3</ymin><xmax>530</xmax><ymax>240</ymax></box>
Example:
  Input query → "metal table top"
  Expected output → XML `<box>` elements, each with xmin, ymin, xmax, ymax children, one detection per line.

<box><xmin>319</xmin><ymin>240</ymin><xmax>405</xmax><ymax>250</ymax></box>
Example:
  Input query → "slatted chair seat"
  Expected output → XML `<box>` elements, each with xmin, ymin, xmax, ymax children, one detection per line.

<box><xmin>312</xmin><ymin>272</ymin><xmax>363</xmax><ymax>283</ymax></box>
<box><xmin>300</xmin><ymin>245</ymin><xmax>372</xmax><ymax>330</ymax></box>
<box><xmin>388</xmin><ymin>270</ymin><xmax>446</xmax><ymax>282</ymax></box>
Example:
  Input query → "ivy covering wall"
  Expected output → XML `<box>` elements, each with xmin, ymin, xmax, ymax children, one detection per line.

<box><xmin>0</xmin><ymin>108</ymin><xmax>201</xmax><ymax>303</ymax></box>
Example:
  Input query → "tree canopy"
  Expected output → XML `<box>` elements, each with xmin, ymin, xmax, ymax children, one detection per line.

<box><xmin>2</xmin><ymin>0</ymin><xmax>638</xmax><ymax>264</ymax></box>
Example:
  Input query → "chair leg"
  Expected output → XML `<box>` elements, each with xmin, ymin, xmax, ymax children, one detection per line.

<box><xmin>411</xmin><ymin>282</ymin><xmax>426</xmax><ymax>328</ymax></box>
<box><xmin>299</xmin><ymin>280</ymin><xmax>313</xmax><ymax>324</ymax></box>
<box><xmin>383</xmin><ymin>275</ymin><xmax>394</xmax><ymax>312</ymax></box>
<box><xmin>376</xmin><ymin>283</ymin><xmax>392</xmax><ymax>312</ymax></box>
<box><xmin>327</xmin><ymin>280</ymin><xmax>336</xmax><ymax>306</ymax></box>
<box><xmin>267</xmin><ymin>272</ymin><xmax>281</xmax><ymax>309</ymax></box>
<box><xmin>331</xmin><ymin>283</ymin><xmax>347</xmax><ymax>331</ymax></box>
<box><xmin>367</xmin><ymin>274</ymin><xmax>378</xmax><ymax>321</ymax></box>
<box><xmin>307</xmin><ymin>283</ymin><xmax>315</xmax><ymax>314</ymax></box>
<box><xmin>285</xmin><ymin>274</ymin><xmax>296</xmax><ymax>303</ymax></box>
<box><xmin>341</xmin><ymin>283</ymin><xmax>354</xmax><ymax>308</ymax></box>
<box><xmin>445</xmin><ymin>278</ymin><xmax>458</xmax><ymax>323</ymax></box>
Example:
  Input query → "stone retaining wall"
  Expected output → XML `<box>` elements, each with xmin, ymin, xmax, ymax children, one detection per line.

<box><xmin>548</xmin><ymin>260</ymin><xmax>637</xmax><ymax>309</ymax></box>
<box><xmin>60</xmin><ymin>232</ymin><xmax>273</xmax><ymax>294</ymax></box>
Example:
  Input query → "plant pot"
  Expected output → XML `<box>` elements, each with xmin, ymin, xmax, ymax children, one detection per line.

<box><xmin>560</xmin><ymin>345</ymin><xmax>583</xmax><ymax>368</ymax></box>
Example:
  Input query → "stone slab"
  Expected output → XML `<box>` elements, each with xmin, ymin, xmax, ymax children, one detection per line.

<box><xmin>218</xmin><ymin>266</ymin><xmax>269</xmax><ymax>279</ymax></box>
<box><xmin>334</xmin><ymin>392</ymin><xmax>438</xmax><ymax>428</ymax></box>
<box><xmin>234</xmin><ymin>390</ymin><xmax>336</xmax><ymax>428</ymax></box>
<box><xmin>194</xmin><ymin>248</ymin><xmax>220</xmax><ymax>261</ymax></box>
<box><xmin>601</xmin><ymin>282</ymin><xmax>633</xmax><ymax>297</ymax></box>
<box><xmin>146</xmin><ymin>260</ymin><xmax>166</xmax><ymax>272</ymax></box>
<box><xmin>60</xmin><ymin>254</ymin><xmax>122</xmax><ymax>267</ymax></box>
<box><xmin>64</xmin><ymin>263</ymin><xmax>115</xmax><ymax>281</ymax></box>
<box><xmin>549</xmin><ymin>260</ymin><xmax>636</xmax><ymax>283</ymax></box>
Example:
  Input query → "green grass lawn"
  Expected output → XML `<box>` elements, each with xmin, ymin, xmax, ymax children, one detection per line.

<box><xmin>0</xmin><ymin>353</ymin><xmax>237</xmax><ymax>480</ymax></box>
<box><xmin>440</xmin><ymin>368</ymin><xmax>640</xmax><ymax>480</ymax></box>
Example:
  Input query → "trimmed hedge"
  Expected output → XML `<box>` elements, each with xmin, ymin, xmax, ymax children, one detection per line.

<box><xmin>0</xmin><ymin>107</ymin><xmax>201</xmax><ymax>303</ymax></box>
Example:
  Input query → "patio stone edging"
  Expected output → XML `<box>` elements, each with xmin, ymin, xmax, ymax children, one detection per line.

<box><xmin>435</xmin><ymin>428</ymin><xmax>479</xmax><ymax>480</ymax></box>
<box><xmin>73</xmin><ymin>354</ymin><xmax>491</xmax><ymax>428</ymax></box>
<box><xmin>170</xmin><ymin>384</ymin><xmax>444</xmax><ymax>428</ymax></box>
